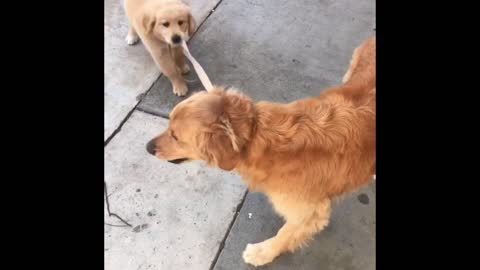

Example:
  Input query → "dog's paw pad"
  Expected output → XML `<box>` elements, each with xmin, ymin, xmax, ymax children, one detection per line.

<box><xmin>242</xmin><ymin>242</ymin><xmax>275</xmax><ymax>267</ymax></box>
<box><xmin>126</xmin><ymin>35</ymin><xmax>139</xmax><ymax>45</ymax></box>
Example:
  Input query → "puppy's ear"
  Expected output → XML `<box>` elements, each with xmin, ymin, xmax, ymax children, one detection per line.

<box><xmin>141</xmin><ymin>12</ymin><xmax>156</xmax><ymax>33</ymax></box>
<box><xmin>187</xmin><ymin>13</ymin><xmax>197</xmax><ymax>37</ymax></box>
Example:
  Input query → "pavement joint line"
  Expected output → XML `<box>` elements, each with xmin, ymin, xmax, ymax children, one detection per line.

<box><xmin>135</xmin><ymin>107</ymin><xmax>170</xmax><ymax>119</ymax></box>
<box><xmin>201</xmin><ymin>0</ymin><xmax>225</xmax><ymax>30</ymax></box>
<box><xmin>104</xmin><ymin>75</ymin><xmax>161</xmax><ymax>147</ymax></box>
<box><xmin>208</xmin><ymin>189</ymin><xmax>249</xmax><ymax>270</ymax></box>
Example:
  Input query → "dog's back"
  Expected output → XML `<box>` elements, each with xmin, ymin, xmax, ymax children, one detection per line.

<box><xmin>318</xmin><ymin>35</ymin><xmax>376</xmax><ymax>197</ymax></box>
<box><xmin>243</xmin><ymin>37</ymin><xmax>376</xmax><ymax>200</ymax></box>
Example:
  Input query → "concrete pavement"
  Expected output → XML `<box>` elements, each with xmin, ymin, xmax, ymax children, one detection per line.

<box><xmin>105</xmin><ymin>0</ymin><xmax>375</xmax><ymax>269</ymax></box>
<box><xmin>105</xmin><ymin>112</ymin><xmax>246</xmax><ymax>270</ymax></box>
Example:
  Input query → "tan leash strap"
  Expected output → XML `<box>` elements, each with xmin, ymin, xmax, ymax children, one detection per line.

<box><xmin>182</xmin><ymin>41</ymin><xmax>214</xmax><ymax>92</ymax></box>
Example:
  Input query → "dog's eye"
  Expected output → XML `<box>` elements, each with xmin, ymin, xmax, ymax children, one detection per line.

<box><xmin>162</xmin><ymin>22</ymin><xmax>170</xmax><ymax>27</ymax></box>
<box><xmin>178</xmin><ymin>20</ymin><xmax>184</xmax><ymax>26</ymax></box>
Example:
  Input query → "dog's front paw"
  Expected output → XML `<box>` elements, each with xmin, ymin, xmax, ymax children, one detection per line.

<box><xmin>243</xmin><ymin>242</ymin><xmax>276</xmax><ymax>267</ymax></box>
<box><xmin>180</xmin><ymin>64</ymin><xmax>190</xmax><ymax>75</ymax></box>
<box><xmin>125</xmin><ymin>34</ymin><xmax>139</xmax><ymax>45</ymax></box>
<box><xmin>173</xmin><ymin>83</ymin><xmax>188</xmax><ymax>97</ymax></box>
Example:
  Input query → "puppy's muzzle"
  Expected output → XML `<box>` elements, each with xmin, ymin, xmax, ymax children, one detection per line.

<box><xmin>172</xmin><ymin>35</ymin><xmax>181</xmax><ymax>44</ymax></box>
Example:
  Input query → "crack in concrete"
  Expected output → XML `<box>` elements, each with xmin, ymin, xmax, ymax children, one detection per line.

<box><xmin>104</xmin><ymin>181</ymin><xmax>132</xmax><ymax>227</ymax></box>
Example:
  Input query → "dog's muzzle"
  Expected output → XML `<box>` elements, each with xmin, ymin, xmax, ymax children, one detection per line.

<box><xmin>146</xmin><ymin>140</ymin><xmax>157</xmax><ymax>155</ymax></box>
<box><xmin>171</xmin><ymin>35</ymin><xmax>181</xmax><ymax>44</ymax></box>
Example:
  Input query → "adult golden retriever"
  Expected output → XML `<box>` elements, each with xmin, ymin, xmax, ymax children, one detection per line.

<box><xmin>124</xmin><ymin>0</ymin><xmax>197</xmax><ymax>96</ymax></box>
<box><xmin>146</xmin><ymin>36</ymin><xmax>376</xmax><ymax>266</ymax></box>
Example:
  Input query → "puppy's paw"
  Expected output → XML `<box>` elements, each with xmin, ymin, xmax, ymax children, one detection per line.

<box><xmin>173</xmin><ymin>83</ymin><xmax>188</xmax><ymax>97</ymax></box>
<box><xmin>125</xmin><ymin>34</ymin><xmax>139</xmax><ymax>45</ymax></box>
<box><xmin>180</xmin><ymin>64</ymin><xmax>190</xmax><ymax>75</ymax></box>
<box><xmin>243</xmin><ymin>242</ymin><xmax>276</xmax><ymax>267</ymax></box>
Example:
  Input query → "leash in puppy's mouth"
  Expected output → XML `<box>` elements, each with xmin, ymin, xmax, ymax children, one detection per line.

<box><xmin>181</xmin><ymin>40</ymin><xmax>214</xmax><ymax>92</ymax></box>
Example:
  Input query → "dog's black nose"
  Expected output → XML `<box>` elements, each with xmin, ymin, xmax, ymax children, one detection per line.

<box><xmin>172</xmin><ymin>35</ymin><xmax>181</xmax><ymax>44</ymax></box>
<box><xmin>146</xmin><ymin>140</ymin><xmax>156</xmax><ymax>155</ymax></box>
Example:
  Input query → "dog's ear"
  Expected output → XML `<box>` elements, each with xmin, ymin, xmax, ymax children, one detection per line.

<box><xmin>197</xmin><ymin>90</ymin><xmax>255</xmax><ymax>171</ymax></box>
<box><xmin>187</xmin><ymin>13</ymin><xmax>197</xmax><ymax>37</ymax></box>
<box><xmin>219</xmin><ymin>90</ymin><xmax>256</xmax><ymax>151</ymax></box>
<box><xmin>141</xmin><ymin>12</ymin><xmax>156</xmax><ymax>33</ymax></box>
<box><xmin>198</xmin><ymin>128</ymin><xmax>239</xmax><ymax>171</ymax></box>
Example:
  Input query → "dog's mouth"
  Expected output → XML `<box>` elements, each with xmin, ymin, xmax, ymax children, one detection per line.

<box><xmin>167</xmin><ymin>158</ymin><xmax>190</xmax><ymax>164</ymax></box>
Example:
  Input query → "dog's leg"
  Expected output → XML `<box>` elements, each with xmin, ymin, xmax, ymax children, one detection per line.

<box><xmin>162</xmin><ymin>58</ymin><xmax>188</xmax><ymax>96</ymax></box>
<box><xmin>145</xmin><ymin>42</ymin><xmax>188</xmax><ymax>96</ymax></box>
<box><xmin>243</xmin><ymin>199</ymin><xmax>331</xmax><ymax>267</ymax></box>
<box><xmin>286</xmin><ymin>199</ymin><xmax>331</xmax><ymax>252</ymax></box>
<box><xmin>173</xmin><ymin>47</ymin><xmax>190</xmax><ymax>75</ymax></box>
<box><xmin>125</xmin><ymin>26</ymin><xmax>140</xmax><ymax>45</ymax></box>
<box><xmin>243</xmin><ymin>220</ymin><xmax>299</xmax><ymax>267</ymax></box>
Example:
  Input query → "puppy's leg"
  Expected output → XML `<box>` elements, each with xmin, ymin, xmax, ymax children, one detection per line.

<box><xmin>142</xmin><ymin>38</ymin><xmax>188</xmax><ymax>96</ymax></box>
<box><xmin>162</xmin><ymin>58</ymin><xmax>188</xmax><ymax>96</ymax></box>
<box><xmin>125</xmin><ymin>26</ymin><xmax>140</xmax><ymax>45</ymax></box>
<box><xmin>173</xmin><ymin>47</ymin><xmax>190</xmax><ymax>75</ymax></box>
<box><xmin>243</xmin><ymin>199</ymin><xmax>331</xmax><ymax>267</ymax></box>
<box><xmin>155</xmin><ymin>50</ymin><xmax>188</xmax><ymax>96</ymax></box>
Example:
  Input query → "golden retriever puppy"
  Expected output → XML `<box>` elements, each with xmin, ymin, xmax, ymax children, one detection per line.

<box><xmin>124</xmin><ymin>0</ymin><xmax>197</xmax><ymax>96</ymax></box>
<box><xmin>146</xmin><ymin>36</ymin><xmax>376</xmax><ymax>266</ymax></box>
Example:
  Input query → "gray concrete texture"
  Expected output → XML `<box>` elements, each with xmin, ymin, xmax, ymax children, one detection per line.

<box><xmin>214</xmin><ymin>184</ymin><xmax>375</xmax><ymax>270</ymax></box>
<box><xmin>105</xmin><ymin>111</ymin><xmax>246</xmax><ymax>270</ymax></box>
<box><xmin>104</xmin><ymin>0</ymin><xmax>221</xmax><ymax>140</ymax></box>
<box><xmin>138</xmin><ymin>0</ymin><xmax>375</xmax><ymax>116</ymax></box>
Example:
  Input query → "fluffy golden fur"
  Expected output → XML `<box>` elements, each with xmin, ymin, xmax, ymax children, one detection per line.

<box><xmin>147</xmin><ymin>36</ymin><xmax>376</xmax><ymax>266</ymax></box>
<box><xmin>124</xmin><ymin>0</ymin><xmax>197</xmax><ymax>96</ymax></box>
